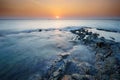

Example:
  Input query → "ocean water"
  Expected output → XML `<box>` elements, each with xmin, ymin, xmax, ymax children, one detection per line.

<box><xmin>0</xmin><ymin>20</ymin><xmax>120</xmax><ymax>80</ymax></box>
<box><xmin>0</xmin><ymin>20</ymin><xmax>120</xmax><ymax>31</ymax></box>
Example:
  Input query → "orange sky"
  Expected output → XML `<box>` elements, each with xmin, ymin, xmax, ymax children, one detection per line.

<box><xmin>0</xmin><ymin>0</ymin><xmax>120</xmax><ymax>18</ymax></box>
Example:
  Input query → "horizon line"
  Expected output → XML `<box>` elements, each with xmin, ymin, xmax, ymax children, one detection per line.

<box><xmin>0</xmin><ymin>17</ymin><xmax>120</xmax><ymax>20</ymax></box>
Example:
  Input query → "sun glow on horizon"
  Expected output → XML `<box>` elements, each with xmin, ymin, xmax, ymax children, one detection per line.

<box><xmin>56</xmin><ymin>16</ymin><xmax>60</xmax><ymax>19</ymax></box>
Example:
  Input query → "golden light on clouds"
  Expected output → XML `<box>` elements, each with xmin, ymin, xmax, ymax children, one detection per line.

<box><xmin>0</xmin><ymin>0</ymin><xmax>120</xmax><ymax>18</ymax></box>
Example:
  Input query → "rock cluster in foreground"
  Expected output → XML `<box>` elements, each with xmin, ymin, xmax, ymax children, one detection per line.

<box><xmin>38</xmin><ymin>28</ymin><xmax>120</xmax><ymax>80</ymax></box>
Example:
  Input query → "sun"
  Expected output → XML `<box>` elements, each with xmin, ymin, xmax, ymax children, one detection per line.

<box><xmin>56</xmin><ymin>16</ymin><xmax>60</xmax><ymax>19</ymax></box>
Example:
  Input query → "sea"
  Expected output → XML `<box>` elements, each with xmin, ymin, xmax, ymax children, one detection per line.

<box><xmin>0</xmin><ymin>20</ymin><xmax>120</xmax><ymax>80</ymax></box>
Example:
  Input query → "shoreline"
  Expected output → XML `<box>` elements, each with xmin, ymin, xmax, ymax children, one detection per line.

<box><xmin>39</xmin><ymin>27</ymin><xmax>120</xmax><ymax>80</ymax></box>
<box><xmin>0</xmin><ymin>27</ymin><xmax>120</xmax><ymax>80</ymax></box>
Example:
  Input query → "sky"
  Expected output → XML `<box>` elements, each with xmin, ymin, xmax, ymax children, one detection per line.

<box><xmin>0</xmin><ymin>0</ymin><xmax>120</xmax><ymax>18</ymax></box>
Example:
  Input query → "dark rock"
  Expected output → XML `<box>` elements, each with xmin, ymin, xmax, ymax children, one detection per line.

<box><xmin>110</xmin><ymin>74</ymin><xmax>120</xmax><ymax>80</ymax></box>
<box><xmin>87</xmin><ymin>32</ymin><xmax>92</xmax><ymax>35</ymax></box>
<box><xmin>38</xmin><ymin>29</ymin><xmax>42</xmax><ymax>32</ymax></box>
<box><xmin>45</xmin><ymin>29</ymin><xmax>49</xmax><ymax>31</ymax></box>
<box><xmin>96</xmin><ymin>53</ymin><xmax>104</xmax><ymax>61</ymax></box>
<box><xmin>96</xmin><ymin>28</ymin><xmax>119</xmax><ymax>33</ymax></box>
<box><xmin>29</xmin><ymin>74</ymin><xmax>42</xmax><ymax>80</ymax></box>
<box><xmin>110</xmin><ymin>37</ymin><xmax>115</xmax><ymax>40</ymax></box>
<box><xmin>72</xmin><ymin>74</ymin><xmax>95</xmax><ymax>80</ymax></box>
<box><xmin>96</xmin><ymin>42</ymin><xmax>105</xmax><ymax>48</ymax></box>
<box><xmin>92</xmin><ymin>33</ymin><xmax>99</xmax><ymax>39</ymax></box>
<box><xmin>104</xmin><ymin>50</ymin><xmax>112</xmax><ymax>58</ymax></box>
<box><xmin>100</xmin><ymin>37</ymin><xmax>105</xmax><ymax>41</ymax></box>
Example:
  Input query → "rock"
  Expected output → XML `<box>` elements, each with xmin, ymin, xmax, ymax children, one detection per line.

<box><xmin>70</xmin><ymin>30</ymin><xmax>75</xmax><ymax>34</ymax></box>
<box><xmin>59</xmin><ymin>53</ymin><xmax>70</xmax><ymax>59</ymax></box>
<box><xmin>100</xmin><ymin>37</ymin><xmax>105</xmax><ymax>41</ymax></box>
<box><xmin>104</xmin><ymin>50</ymin><xmax>112</xmax><ymax>58</ymax></box>
<box><xmin>42</xmin><ymin>27</ymin><xmax>120</xmax><ymax>80</ymax></box>
<box><xmin>78</xmin><ymin>62</ymin><xmax>96</xmax><ymax>75</ymax></box>
<box><xmin>103</xmin><ymin>57</ymin><xmax>117</xmax><ymax>74</ymax></box>
<box><xmin>95</xmin><ymin>61</ymin><xmax>104</xmax><ymax>71</ymax></box>
<box><xmin>62</xmin><ymin>75</ymin><xmax>72</xmax><ymax>80</ymax></box>
<box><xmin>110</xmin><ymin>37</ymin><xmax>115</xmax><ymax>40</ymax></box>
<box><xmin>38</xmin><ymin>29</ymin><xmax>42</xmax><ymax>32</ymax></box>
<box><xmin>92</xmin><ymin>33</ymin><xmax>99</xmax><ymax>39</ymax></box>
<box><xmin>29</xmin><ymin>74</ymin><xmax>42</xmax><ymax>80</ymax></box>
<box><xmin>53</xmin><ymin>71</ymin><xmax>60</xmax><ymax>77</ymax></box>
<box><xmin>45</xmin><ymin>29</ymin><xmax>49</xmax><ymax>31</ymax></box>
<box><xmin>96</xmin><ymin>53</ymin><xmax>104</xmax><ymax>61</ymax></box>
<box><xmin>64</xmin><ymin>60</ymin><xmax>80</xmax><ymax>74</ymax></box>
<box><xmin>72</xmin><ymin>74</ymin><xmax>95</xmax><ymax>80</ymax></box>
<box><xmin>78</xmin><ymin>34</ymin><xmax>85</xmax><ymax>40</ymax></box>
<box><xmin>87</xmin><ymin>32</ymin><xmax>92</xmax><ymax>35</ymax></box>
<box><xmin>110</xmin><ymin>74</ymin><xmax>120</xmax><ymax>80</ymax></box>
<box><xmin>96</xmin><ymin>42</ymin><xmax>105</xmax><ymax>48</ymax></box>
<box><xmin>72</xmin><ymin>74</ymin><xmax>80</xmax><ymax>80</ymax></box>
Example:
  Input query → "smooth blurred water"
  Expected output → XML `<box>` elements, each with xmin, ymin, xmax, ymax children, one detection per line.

<box><xmin>0</xmin><ymin>20</ymin><xmax>120</xmax><ymax>31</ymax></box>
<box><xmin>0</xmin><ymin>20</ymin><xmax>120</xmax><ymax>80</ymax></box>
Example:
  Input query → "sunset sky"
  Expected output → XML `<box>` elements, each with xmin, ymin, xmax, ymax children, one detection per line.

<box><xmin>0</xmin><ymin>0</ymin><xmax>120</xmax><ymax>18</ymax></box>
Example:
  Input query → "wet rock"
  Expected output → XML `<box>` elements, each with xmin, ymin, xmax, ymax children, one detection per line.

<box><xmin>92</xmin><ymin>33</ymin><xmax>99</xmax><ymax>39</ymax></box>
<box><xmin>104</xmin><ymin>57</ymin><xmax>117</xmax><ymax>74</ymax></box>
<box><xmin>96</xmin><ymin>42</ymin><xmax>106</xmax><ymax>48</ymax></box>
<box><xmin>53</xmin><ymin>71</ymin><xmax>60</xmax><ymax>77</ymax></box>
<box><xmin>96</xmin><ymin>28</ymin><xmax>119</xmax><ymax>33</ymax></box>
<box><xmin>100</xmin><ymin>37</ymin><xmax>105</xmax><ymax>41</ymax></box>
<box><xmin>59</xmin><ymin>53</ymin><xmax>70</xmax><ymax>59</ymax></box>
<box><xmin>44</xmin><ymin>29</ymin><xmax>49</xmax><ymax>31</ymax></box>
<box><xmin>104</xmin><ymin>50</ymin><xmax>112</xmax><ymax>58</ymax></box>
<box><xmin>96</xmin><ymin>53</ymin><xmax>104</xmax><ymax>61</ymax></box>
<box><xmin>110</xmin><ymin>37</ymin><xmax>115</xmax><ymax>40</ymax></box>
<box><xmin>96</xmin><ymin>41</ymin><xmax>112</xmax><ymax>49</ymax></box>
<box><xmin>78</xmin><ymin>34</ymin><xmax>85</xmax><ymax>40</ymax></box>
<box><xmin>72</xmin><ymin>74</ymin><xmax>95</xmax><ymax>80</ymax></box>
<box><xmin>110</xmin><ymin>74</ymin><xmax>120</xmax><ymax>80</ymax></box>
<box><xmin>64</xmin><ymin>60</ymin><xmax>80</xmax><ymax>74</ymax></box>
<box><xmin>29</xmin><ymin>74</ymin><xmax>42</xmax><ymax>80</ymax></box>
<box><xmin>87</xmin><ymin>32</ymin><xmax>92</xmax><ymax>35</ymax></box>
<box><xmin>77</xmin><ymin>62</ymin><xmax>96</xmax><ymax>75</ymax></box>
<box><xmin>95</xmin><ymin>61</ymin><xmax>104</xmax><ymax>71</ymax></box>
<box><xmin>43</xmin><ymin>27</ymin><xmax>120</xmax><ymax>80</ymax></box>
<box><xmin>62</xmin><ymin>75</ymin><xmax>72</xmax><ymax>80</ymax></box>
<box><xmin>38</xmin><ymin>29</ymin><xmax>42</xmax><ymax>32</ymax></box>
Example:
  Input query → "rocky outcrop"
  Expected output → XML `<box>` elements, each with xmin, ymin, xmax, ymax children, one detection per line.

<box><xmin>42</xmin><ymin>56</ymin><xmax>96</xmax><ymax>80</ymax></box>
<box><xmin>38</xmin><ymin>29</ymin><xmax>42</xmax><ymax>32</ymax></box>
<box><xmin>70</xmin><ymin>28</ymin><xmax>120</xmax><ymax>80</ymax></box>
<box><xmin>40</xmin><ymin>28</ymin><xmax>120</xmax><ymax>80</ymax></box>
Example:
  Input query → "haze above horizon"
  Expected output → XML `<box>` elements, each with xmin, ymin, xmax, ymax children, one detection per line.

<box><xmin>0</xmin><ymin>0</ymin><xmax>120</xmax><ymax>18</ymax></box>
